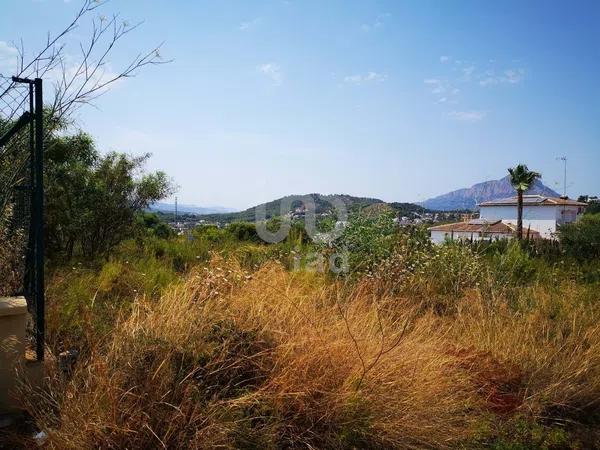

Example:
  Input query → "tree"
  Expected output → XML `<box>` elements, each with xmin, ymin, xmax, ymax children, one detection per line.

<box><xmin>1</xmin><ymin>0</ymin><xmax>169</xmax><ymax>222</ymax></box>
<box><xmin>45</xmin><ymin>132</ymin><xmax>173</xmax><ymax>259</ymax></box>
<box><xmin>508</xmin><ymin>164</ymin><xmax>541</xmax><ymax>240</ymax></box>
<box><xmin>136</xmin><ymin>212</ymin><xmax>173</xmax><ymax>240</ymax></box>
<box><xmin>578</xmin><ymin>195</ymin><xmax>600</xmax><ymax>215</ymax></box>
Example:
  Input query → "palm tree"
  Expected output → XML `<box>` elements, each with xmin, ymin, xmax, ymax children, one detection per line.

<box><xmin>508</xmin><ymin>164</ymin><xmax>542</xmax><ymax>240</ymax></box>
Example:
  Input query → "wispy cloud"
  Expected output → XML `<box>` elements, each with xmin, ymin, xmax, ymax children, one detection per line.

<box><xmin>361</xmin><ymin>13</ymin><xmax>391</xmax><ymax>32</ymax></box>
<box><xmin>448</xmin><ymin>110</ymin><xmax>487</xmax><ymax>122</ymax></box>
<box><xmin>503</xmin><ymin>68</ymin><xmax>525</xmax><ymax>84</ymax></box>
<box><xmin>441</xmin><ymin>57</ymin><xmax>526</xmax><ymax>87</ymax></box>
<box><xmin>423</xmin><ymin>78</ymin><xmax>447</xmax><ymax>94</ymax></box>
<box><xmin>479</xmin><ymin>68</ymin><xmax>525</xmax><ymax>86</ymax></box>
<box><xmin>257</xmin><ymin>63</ymin><xmax>283</xmax><ymax>85</ymax></box>
<box><xmin>479</xmin><ymin>76</ymin><xmax>499</xmax><ymax>87</ymax></box>
<box><xmin>423</xmin><ymin>78</ymin><xmax>461</xmax><ymax>105</ymax></box>
<box><xmin>239</xmin><ymin>17</ymin><xmax>262</xmax><ymax>31</ymax></box>
<box><xmin>424</xmin><ymin>57</ymin><xmax>527</xmax><ymax>114</ymax></box>
<box><xmin>344</xmin><ymin>71</ymin><xmax>387</xmax><ymax>85</ymax></box>
<box><xmin>460</xmin><ymin>65</ymin><xmax>476</xmax><ymax>81</ymax></box>
<box><xmin>0</xmin><ymin>41</ymin><xmax>18</xmax><ymax>76</ymax></box>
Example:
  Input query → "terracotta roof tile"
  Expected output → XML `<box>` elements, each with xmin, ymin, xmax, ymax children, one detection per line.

<box><xmin>429</xmin><ymin>220</ymin><xmax>541</xmax><ymax>237</ymax></box>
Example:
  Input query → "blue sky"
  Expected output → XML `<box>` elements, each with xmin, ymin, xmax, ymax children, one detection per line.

<box><xmin>2</xmin><ymin>0</ymin><xmax>599</xmax><ymax>209</ymax></box>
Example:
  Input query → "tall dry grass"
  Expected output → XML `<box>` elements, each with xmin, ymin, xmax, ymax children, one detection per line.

<box><xmin>452</xmin><ymin>284</ymin><xmax>600</xmax><ymax>419</ymax></box>
<box><xmin>17</xmin><ymin>251</ymin><xmax>600</xmax><ymax>449</ymax></box>
<box><xmin>20</xmin><ymin>259</ymin><xmax>479</xmax><ymax>449</ymax></box>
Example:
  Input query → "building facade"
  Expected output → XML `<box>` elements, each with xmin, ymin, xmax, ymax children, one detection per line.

<box><xmin>429</xmin><ymin>195</ymin><xmax>586</xmax><ymax>243</ymax></box>
<box><xmin>478</xmin><ymin>195</ymin><xmax>586</xmax><ymax>239</ymax></box>
<box><xmin>429</xmin><ymin>219</ymin><xmax>540</xmax><ymax>244</ymax></box>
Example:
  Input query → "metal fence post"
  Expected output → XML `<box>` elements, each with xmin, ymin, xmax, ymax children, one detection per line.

<box><xmin>34</xmin><ymin>78</ymin><xmax>44</xmax><ymax>361</ymax></box>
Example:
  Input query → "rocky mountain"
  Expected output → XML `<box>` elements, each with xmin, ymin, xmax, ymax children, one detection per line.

<box><xmin>422</xmin><ymin>176</ymin><xmax>560</xmax><ymax>211</ymax></box>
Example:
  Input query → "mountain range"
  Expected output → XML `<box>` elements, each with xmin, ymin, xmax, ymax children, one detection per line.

<box><xmin>155</xmin><ymin>176</ymin><xmax>561</xmax><ymax>221</ymax></box>
<box><xmin>421</xmin><ymin>176</ymin><xmax>560</xmax><ymax>211</ymax></box>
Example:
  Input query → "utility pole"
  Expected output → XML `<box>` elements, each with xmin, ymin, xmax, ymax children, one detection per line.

<box><xmin>175</xmin><ymin>196</ymin><xmax>178</xmax><ymax>223</ymax></box>
<box><xmin>557</xmin><ymin>156</ymin><xmax>567</xmax><ymax>198</ymax></box>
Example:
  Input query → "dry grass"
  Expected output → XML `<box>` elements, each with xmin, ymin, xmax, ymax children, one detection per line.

<box><xmin>452</xmin><ymin>285</ymin><xmax>600</xmax><ymax>419</ymax></box>
<box><xmin>16</xmin><ymin>254</ymin><xmax>600</xmax><ymax>449</ymax></box>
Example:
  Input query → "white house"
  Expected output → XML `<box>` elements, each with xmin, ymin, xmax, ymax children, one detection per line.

<box><xmin>478</xmin><ymin>195</ymin><xmax>586</xmax><ymax>239</ymax></box>
<box><xmin>429</xmin><ymin>195</ymin><xmax>586</xmax><ymax>244</ymax></box>
<box><xmin>429</xmin><ymin>219</ymin><xmax>540</xmax><ymax>244</ymax></box>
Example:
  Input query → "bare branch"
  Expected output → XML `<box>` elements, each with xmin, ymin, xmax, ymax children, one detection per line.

<box><xmin>2</xmin><ymin>0</ymin><xmax>169</xmax><ymax>133</ymax></box>
<box><xmin>1</xmin><ymin>0</ymin><xmax>169</xmax><ymax>222</ymax></box>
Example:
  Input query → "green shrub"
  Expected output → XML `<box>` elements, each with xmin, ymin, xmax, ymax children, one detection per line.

<box><xmin>227</xmin><ymin>221</ymin><xmax>260</xmax><ymax>242</ymax></box>
<box><xmin>334</xmin><ymin>210</ymin><xmax>398</xmax><ymax>273</ymax></box>
<box><xmin>488</xmin><ymin>240</ymin><xmax>537</xmax><ymax>286</ymax></box>
<box><xmin>433</xmin><ymin>243</ymin><xmax>483</xmax><ymax>294</ymax></box>
<box><xmin>558</xmin><ymin>213</ymin><xmax>600</xmax><ymax>260</ymax></box>
<box><xmin>195</xmin><ymin>224</ymin><xmax>228</xmax><ymax>243</ymax></box>
<box><xmin>136</xmin><ymin>212</ymin><xmax>173</xmax><ymax>239</ymax></box>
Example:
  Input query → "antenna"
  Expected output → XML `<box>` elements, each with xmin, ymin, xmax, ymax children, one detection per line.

<box><xmin>556</xmin><ymin>156</ymin><xmax>567</xmax><ymax>198</ymax></box>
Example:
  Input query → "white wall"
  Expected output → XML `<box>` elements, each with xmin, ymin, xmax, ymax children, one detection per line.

<box><xmin>555</xmin><ymin>205</ymin><xmax>582</xmax><ymax>225</ymax></box>
<box><xmin>431</xmin><ymin>203</ymin><xmax>583</xmax><ymax>244</ymax></box>
<box><xmin>430</xmin><ymin>230</ymin><xmax>512</xmax><ymax>245</ymax></box>
<box><xmin>430</xmin><ymin>230</ymin><xmax>447</xmax><ymax>244</ymax></box>
<box><xmin>479</xmin><ymin>205</ymin><xmax>570</xmax><ymax>238</ymax></box>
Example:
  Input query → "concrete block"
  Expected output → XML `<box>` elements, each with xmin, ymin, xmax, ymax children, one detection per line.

<box><xmin>0</xmin><ymin>296</ymin><xmax>28</xmax><ymax>413</ymax></box>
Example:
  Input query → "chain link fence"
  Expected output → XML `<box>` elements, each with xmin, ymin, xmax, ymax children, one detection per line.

<box><xmin>0</xmin><ymin>74</ymin><xmax>45</xmax><ymax>360</ymax></box>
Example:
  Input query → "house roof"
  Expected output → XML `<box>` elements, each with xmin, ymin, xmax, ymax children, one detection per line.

<box><xmin>479</xmin><ymin>195</ymin><xmax>587</xmax><ymax>207</ymax></box>
<box><xmin>429</xmin><ymin>219</ymin><xmax>541</xmax><ymax>237</ymax></box>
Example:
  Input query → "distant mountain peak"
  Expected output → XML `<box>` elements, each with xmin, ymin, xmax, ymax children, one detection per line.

<box><xmin>422</xmin><ymin>175</ymin><xmax>560</xmax><ymax>211</ymax></box>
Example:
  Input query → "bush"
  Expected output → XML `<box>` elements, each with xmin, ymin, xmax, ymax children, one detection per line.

<box><xmin>136</xmin><ymin>212</ymin><xmax>174</xmax><ymax>239</ymax></box>
<box><xmin>226</xmin><ymin>221</ymin><xmax>260</xmax><ymax>242</ymax></box>
<box><xmin>195</xmin><ymin>224</ymin><xmax>227</xmax><ymax>243</ymax></box>
<box><xmin>488</xmin><ymin>240</ymin><xmax>537</xmax><ymax>286</ymax></box>
<box><xmin>559</xmin><ymin>213</ymin><xmax>600</xmax><ymax>260</ymax></box>
<box><xmin>334</xmin><ymin>210</ymin><xmax>398</xmax><ymax>273</ymax></box>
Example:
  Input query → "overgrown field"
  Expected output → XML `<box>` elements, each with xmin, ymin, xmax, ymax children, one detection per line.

<box><xmin>8</xmin><ymin>220</ymin><xmax>600</xmax><ymax>449</ymax></box>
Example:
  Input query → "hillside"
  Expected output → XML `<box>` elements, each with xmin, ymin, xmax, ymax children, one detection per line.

<box><xmin>422</xmin><ymin>175</ymin><xmax>560</xmax><ymax>211</ymax></box>
<box><xmin>363</xmin><ymin>201</ymin><xmax>431</xmax><ymax>217</ymax></box>
<box><xmin>198</xmin><ymin>194</ymin><xmax>385</xmax><ymax>223</ymax></box>
<box><xmin>197</xmin><ymin>194</ymin><xmax>433</xmax><ymax>224</ymax></box>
